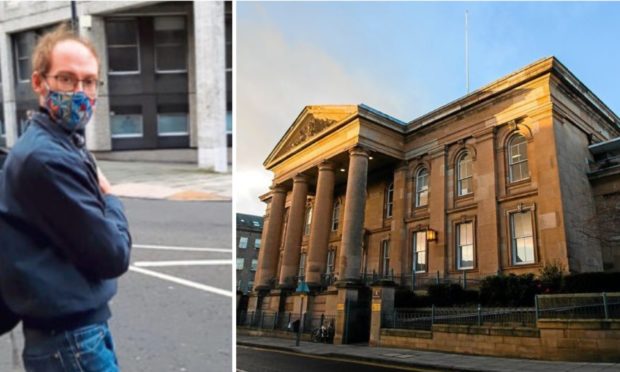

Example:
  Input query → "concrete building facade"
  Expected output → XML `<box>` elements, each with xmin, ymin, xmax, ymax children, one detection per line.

<box><xmin>236</xmin><ymin>213</ymin><xmax>263</xmax><ymax>294</ymax></box>
<box><xmin>249</xmin><ymin>57</ymin><xmax>620</xmax><ymax>344</ymax></box>
<box><xmin>0</xmin><ymin>0</ymin><xmax>231</xmax><ymax>171</ymax></box>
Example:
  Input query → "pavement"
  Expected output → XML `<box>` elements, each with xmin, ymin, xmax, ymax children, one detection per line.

<box><xmin>98</xmin><ymin>160</ymin><xmax>232</xmax><ymax>201</ymax></box>
<box><xmin>236</xmin><ymin>335</ymin><xmax>620</xmax><ymax>372</ymax></box>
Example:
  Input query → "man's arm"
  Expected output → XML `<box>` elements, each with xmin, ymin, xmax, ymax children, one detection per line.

<box><xmin>21</xmin><ymin>152</ymin><xmax>132</xmax><ymax>280</ymax></box>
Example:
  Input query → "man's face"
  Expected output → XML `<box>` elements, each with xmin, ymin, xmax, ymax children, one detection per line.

<box><xmin>32</xmin><ymin>39</ymin><xmax>99</xmax><ymax>105</ymax></box>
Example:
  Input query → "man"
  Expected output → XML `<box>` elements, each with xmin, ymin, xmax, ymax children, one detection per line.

<box><xmin>0</xmin><ymin>24</ymin><xmax>131</xmax><ymax>371</ymax></box>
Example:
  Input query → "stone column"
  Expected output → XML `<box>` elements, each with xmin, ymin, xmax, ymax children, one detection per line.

<box><xmin>391</xmin><ymin>162</ymin><xmax>408</xmax><ymax>278</ymax></box>
<box><xmin>79</xmin><ymin>15</ymin><xmax>112</xmax><ymax>151</ymax></box>
<box><xmin>0</xmin><ymin>29</ymin><xmax>18</xmax><ymax>147</ymax></box>
<box><xmin>255</xmin><ymin>185</ymin><xmax>287</xmax><ymax>290</ymax></box>
<box><xmin>428</xmin><ymin>147</ymin><xmax>447</xmax><ymax>275</ymax></box>
<box><xmin>305</xmin><ymin>161</ymin><xmax>335</xmax><ymax>287</ymax></box>
<box><xmin>193</xmin><ymin>1</ymin><xmax>227</xmax><ymax>172</ymax></box>
<box><xmin>473</xmin><ymin>129</ymin><xmax>499</xmax><ymax>274</ymax></box>
<box><xmin>278</xmin><ymin>174</ymin><xmax>309</xmax><ymax>288</ymax></box>
<box><xmin>338</xmin><ymin>147</ymin><xmax>369</xmax><ymax>283</ymax></box>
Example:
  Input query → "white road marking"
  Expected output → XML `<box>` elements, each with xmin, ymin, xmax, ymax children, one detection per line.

<box><xmin>133</xmin><ymin>244</ymin><xmax>231</xmax><ymax>253</ymax></box>
<box><xmin>134</xmin><ymin>260</ymin><xmax>232</xmax><ymax>267</ymax></box>
<box><xmin>129</xmin><ymin>265</ymin><xmax>233</xmax><ymax>298</ymax></box>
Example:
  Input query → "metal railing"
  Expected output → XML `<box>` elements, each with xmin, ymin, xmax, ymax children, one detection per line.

<box><xmin>237</xmin><ymin>310</ymin><xmax>335</xmax><ymax>335</ymax></box>
<box><xmin>384</xmin><ymin>306</ymin><xmax>537</xmax><ymax>330</ymax></box>
<box><xmin>536</xmin><ymin>292</ymin><xmax>620</xmax><ymax>320</ymax></box>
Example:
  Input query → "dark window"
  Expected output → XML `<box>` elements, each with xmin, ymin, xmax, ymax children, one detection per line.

<box><xmin>154</xmin><ymin>16</ymin><xmax>187</xmax><ymax>72</ymax></box>
<box><xmin>106</xmin><ymin>19</ymin><xmax>140</xmax><ymax>73</ymax></box>
<box><xmin>385</xmin><ymin>182</ymin><xmax>394</xmax><ymax>218</ymax></box>
<box><xmin>14</xmin><ymin>32</ymin><xmax>34</xmax><ymax>81</ymax></box>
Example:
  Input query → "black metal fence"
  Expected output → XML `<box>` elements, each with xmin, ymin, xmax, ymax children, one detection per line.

<box><xmin>383</xmin><ymin>292</ymin><xmax>620</xmax><ymax>331</ymax></box>
<box><xmin>237</xmin><ymin>311</ymin><xmax>335</xmax><ymax>335</ymax></box>
<box><xmin>384</xmin><ymin>306</ymin><xmax>536</xmax><ymax>330</ymax></box>
<box><xmin>536</xmin><ymin>292</ymin><xmax>620</xmax><ymax>320</ymax></box>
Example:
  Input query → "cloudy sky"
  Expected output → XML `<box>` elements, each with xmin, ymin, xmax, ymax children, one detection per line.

<box><xmin>236</xmin><ymin>1</ymin><xmax>620</xmax><ymax>216</ymax></box>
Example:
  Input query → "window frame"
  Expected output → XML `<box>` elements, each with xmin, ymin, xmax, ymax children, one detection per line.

<box><xmin>153</xmin><ymin>16</ymin><xmax>188</xmax><ymax>74</ymax></box>
<box><xmin>298</xmin><ymin>253</ymin><xmax>306</xmax><ymax>278</ymax></box>
<box><xmin>14</xmin><ymin>32</ymin><xmax>33</xmax><ymax>83</ymax></box>
<box><xmin>509</xmin><ymin>207</ymin><xmax>537</xmax><ymax>266</ymax></box>
<box><xmin>110</xmin><ymin>113</ymin><xmax>144</xmax><ymax>139</ymax></box>
<box><xmin>236</xmin><ymin>258</ymin><xmax>244</xmax><ymax>271</ymax></box>
<box><xmin>381</xmin><ymin>240</ymin><xmax>390</xmax><ymax>276</ymax></box>
<box><xmin>415</xmin><ymin>168</ymin><xmax>429</xmax><ymax>207</ymax></box>
<box><xmin>331</xmin><ymin>199</ymin><xmax>341</xmax><ymax>231</ymax></box>
<box><xmin>507</xmin><ymin>133</ymin><xmax>530</xmax><ymax>183</ymax></box>
<box><xmin>250</xmin><ymin>259</ymin><xmax>258</xmax><ymax>272</ymax></box>
<box><xmin>238</xmin><ymin>236</ymin><xmax>248</xmax><ymax>249</ymax></box>
<box><xmin>304</xmin><ymin>205</ymin><xmax>313</xmax><ymax>236</ymax></box>
<box><xmin>106</xmin><ymin>18</ymin><xmax>141</xmax><ymax>76</ymax></box>
<box><xmin>326</xmin><ymin>249</ymin><xmax>336</xmax><ymax>274</ymax></box>
<box><xmin>456</xmin><ymin>151</ymin><xmax>473</xmax><ymax>197</ymax></box>
<box><xmin>156</xmin><ymin>113</ymin><xmax>189</xmax><ymax>137</ymax></box>
<box><xmin>456</xmin><ymin>221</ymin><xmax>475</xmax><ymax>270</ymax></box>
<box><xmin>385</xmin><ymin>182</ymin><xmax>394</xmax><ymax>218</ymax></box>
<box><xmin>413</xmin><ymin>230</ymin><xmax>427</xmax><ymax>273</ymax></box>
<box><xmin>254</xmin><ymin>238</ymin><xmax>261</xmax><ymax>249</ymax></box>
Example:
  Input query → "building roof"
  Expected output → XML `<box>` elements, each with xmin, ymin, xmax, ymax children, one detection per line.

<box><xmin>236</xmin><ymin>213</ymin><xmax>264</xmax><ymax>230</ymax></box>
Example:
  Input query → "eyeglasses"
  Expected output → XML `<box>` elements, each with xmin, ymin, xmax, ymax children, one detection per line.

<box><xmin>43</xmin><ymin>73</ymin><xmax>103</xmax><ymax>97</ymax></box>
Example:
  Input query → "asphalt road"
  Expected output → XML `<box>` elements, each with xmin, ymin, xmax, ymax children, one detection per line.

<box><xmin>0</xmin><ymin>198</ymin><xmax>233</xmax><ymax>372</ymax></box>
<box><xmin>236</xmin><ymin>346</ymin><xmax>436</xmax><ymax>372</ymax></box>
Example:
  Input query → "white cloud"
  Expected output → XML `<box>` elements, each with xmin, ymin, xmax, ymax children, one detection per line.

<box><xmin>236</xmin><ymin>13</ymin><xmax>415</xmax><ymax>215</ymax></box>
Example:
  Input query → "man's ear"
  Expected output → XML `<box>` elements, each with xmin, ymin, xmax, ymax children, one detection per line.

<box><xmin>31</xmin><ymin>71</ymin><xmax>46</xmax><ymax>96</ymax></box>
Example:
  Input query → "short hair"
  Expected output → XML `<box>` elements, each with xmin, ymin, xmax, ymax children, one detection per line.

<box><xmin>31</xmin><ymin>23</ymin><xmax>100</xmax><ymax>76</ymax></box>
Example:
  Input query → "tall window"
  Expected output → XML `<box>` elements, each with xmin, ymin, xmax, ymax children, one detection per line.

<box><xmin>326</xmin><ymin>250</ymin><xmax>336</xmax><ymax>274</ymax></box>
<box><xmin>413</xmin><ymin>231</ymin><xmax>427</xmax><ymax>272</ymax></box>
<box><xmin>106</xmin><ymin>19</ymin><xmax>140</xmax><ymax>74</ymax></box>
<box><xmin>508</xmin><ymin>134</ymin><xmax>529</xmax><ymax>182</ymax></box>
<box><xmin>456</xmin><ymin>222</ymin><xmax>474</xmax><ymax>269</ymax></box>
<box><xmin>511</xmin><ymin>211</ymin><xmax>535</xmax><ymax>265</ymax></box>
<box><xmin>254</xmin><ymin>238</ymin><xmax>261</xmax><ymax>249</ymax></box>
<box><xmin>238</xmin><ymin>236</ymin><xmax>248</xmax><ymax>249</ymax></box>
<box><xmin>381</xmin><ymin>240</ymin><xmax>390</xmax><ymax>276</ymax></box>
<box><xmin>415</xmin><ymin>168</ymin><xmax>429</xmax><ymax>207</ymax></box>
<box><xmin>457</xmin><ymin>152</ymin><xmax>473</xmax><ymax>196</ymax></box>
<box><xmin>304</xmin><ymin>206</ymin><xmax>313</xmax><ymax>235</ymax></box>
<box><xmin>298</xmin><ymin>253</ymin><xmax>306</xmax><ymax>278</ymax></box>
<box><xmin>14</xmin><ymin>32</ymin><xmax>33</xmax><ymax>82</ymax></box>
<box><xmin>154</xmin><ymin>16</ymin><xmax>187</xmax><ymax>72</ymax></box>
<box><xmin>331</xmin><ymin>200</ymin><xmax>341</xmax><ymax>231</ymax></box>
<box><xmin>385</xmin><ymin>182</ymin><xmax>394</xmax><ymax>218</ymax></box>
<box><xmin>251</xmin><ymin>259</ymin><xmax>258</xmax><ymax>272</ymax></box>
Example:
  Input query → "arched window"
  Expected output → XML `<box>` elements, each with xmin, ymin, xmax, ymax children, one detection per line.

<box><xmin>304</xmin><ymin>205</ymin><xmax>313</xmax><ymax>235</ymax></box>
<box><xmin>457</xmin><ymin>151</ymin><xmax>473</xmax><ymax>196</ymax></box>
<box><xmin>508</xmin><ymin>134</ymin><xmax>529</xmax><ymax>182</ymax></box>
<box><xmin>331</xmin><ymin>200</ymin><xmax>341</xmax><ymax>231</ymax></box>
<box><xmin>385</xmin><ymin>182</ymin><xmax>394</xmax><ymax>218</ymax></box>
<box><xmin>415</xmin><ymin>168</ymin><xmax>429</xmax><ymax>207</ymax></box>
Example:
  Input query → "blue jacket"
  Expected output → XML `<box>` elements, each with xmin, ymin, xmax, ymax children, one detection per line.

<box><xmin>0</xmin><ymin>111</ymin><xmax>132</xmax><ymax>331</ymax></box>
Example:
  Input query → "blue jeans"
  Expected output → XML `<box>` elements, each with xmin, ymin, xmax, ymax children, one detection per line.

<box><xmin>22</xmin><ymin>322</ymin><xmax>119</xmax><ymax>372</ymax></box>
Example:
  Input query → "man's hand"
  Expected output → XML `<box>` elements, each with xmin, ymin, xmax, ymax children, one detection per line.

<box><xmin>98</xmin><ymin>168</ymin><xmax>112</xmax><ymax>194</ymax></box>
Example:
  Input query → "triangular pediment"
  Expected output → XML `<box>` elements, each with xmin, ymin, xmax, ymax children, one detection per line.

<box><xmin>264</xmin><ymin>105</ymin><xmax>359</xmax><ymax>167</ymax></box>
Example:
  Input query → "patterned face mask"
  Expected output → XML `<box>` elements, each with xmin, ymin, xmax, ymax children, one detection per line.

<box><xmin>44</xmin><ymin>84</ymin><xmax>96</xmax><ymax>132</ymax></box>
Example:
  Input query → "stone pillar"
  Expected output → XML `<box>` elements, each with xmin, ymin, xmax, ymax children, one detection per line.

<box><xmin>428</xmin><ymin>147</ymin><xmax>447</xmax><ymax>276</ymax></box>
<box><xmin>79</xmin><ymin>15</ymin><xmax>112</xmax><ymax>151</ymax></box>
<box><xmin>255</xmin><ymin>185</ymin><xmax>287</xmax><ymax>290</ymax></box>
<box><xmin>278</xmin><ymin>174</ymin><xmax>309</xmax><ymax>288</ymax></box>
<box><xmin>305</xmin><ymin>161</ymin><xmax>335</xmax><ymax>287</ymax></box>
<box><xmin>473</xmin><ymin>129</ymin><xmax>499</xmax><ymax>274</ymax></box>
<box><xmin>391</xmin><ymin>162</ymin><xmax>408</xmax><ymax>278</ymax></box>
<box><xmin>338</xmin><ymin>147</ymin><xmax>369</xmax><ymax>283</ymax></box>
<box><xmin>369</xmin><ymin>283</ymin><xmax>396</xmax><ymax>346</ymax></box>
<box><xmin>193</xmin><ymin>1</ymin><xmax>227</xmax><ymax>172</ymax></box>
<box><xmin>0</xmin><ymin>29</ymin><xmax>18</xmax><ymax>147</ymax></box>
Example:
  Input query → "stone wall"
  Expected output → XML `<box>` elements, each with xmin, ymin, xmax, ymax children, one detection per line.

<box><xmin>378</xmin><ymin>319</ymin><xmax>620</xmax><ymax>362</ymax></box>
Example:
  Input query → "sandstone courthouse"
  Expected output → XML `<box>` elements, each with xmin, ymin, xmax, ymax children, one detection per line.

<box><xmin>248</xmin><ymin>57</ymin><xmax>620</xmax><ymax>341</ymax></box>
